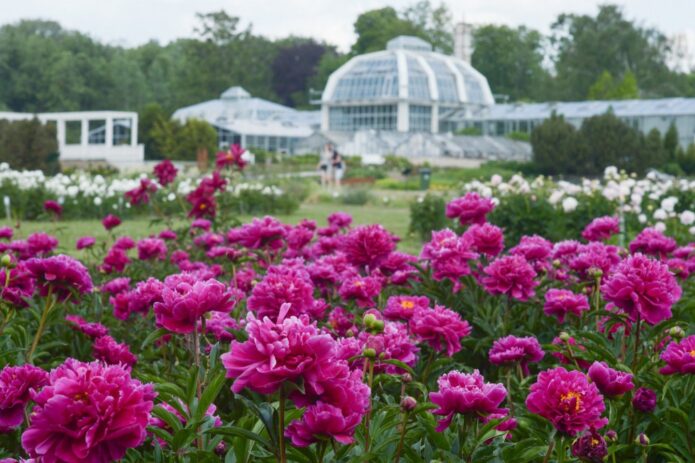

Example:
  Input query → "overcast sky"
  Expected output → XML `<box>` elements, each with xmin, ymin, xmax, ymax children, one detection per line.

<box><xmin>1</xmin><ymin>0</ymin><xmax>693</xmax><ymax>58</ymax></box>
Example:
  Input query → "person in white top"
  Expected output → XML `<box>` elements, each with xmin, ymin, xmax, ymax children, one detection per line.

<box><xmin>318</xmin><ymin>143</ymin><xmax>332</xmax><ymax>188</ymax></box>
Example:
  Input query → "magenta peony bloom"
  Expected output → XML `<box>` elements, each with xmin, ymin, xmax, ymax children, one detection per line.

<box><xmin>76</xmin><ymin>236</ymin><xmax>96</xmax><ymax>250</ymax></box>
<box><xmin>341</xmin><ymin>224</ymin><xmax>395</xmax><ymax>269</ymax></box>
<box><xmin>92</xmin><ymin>335</ymin><xmax>137</xmax><ymax>368</ymax></box>
<box><xmin>100</xmin><ymin>277</ymin><xmax>131</xmax><ymax>296</ymax></box>
<box><xmin>26</xmin><ymin>232</ymin><xmax>59</xmax><ymax>256</ymax></box>
<box><xmin>632</xmin><ymin>387</ymin><xmax>657</xmax><ymax>413</ymax></box>
<box><xmin>202</xmin><ymin>311</ymin><xmax>240</xmax><ymax>342</ymax></box>
<box><xmin>327</xmin><ymin>211</ymin><xmax>352</xmax><ymax>229</ymax></box>
<box><xmin>359</xmin><ymin>321</ymin><xmax>419</xmax><ymax>374</ymax></box>
<box><xmin>429</xmin><ymin>370</ymin><xmax>507</xmax><ymax>431</ymax></box>
<box><xmin>137</xmin><ymin>238</ymin><xmax>167</xmax><ymax>261</ymax></box>
<box><xmin>286</xmin><ymin>401</ymin><xmax>361</xmax><ymax>446</ymax></box>
<box><xmin>629</xmin><ymin>227</ymin><xmax>677</xmax><ymax>257</ymax></box>
<box><xmin>0</xmin><ymin>365</ymin><xmax>48</xmax><ymax>432</ymax></box>
<box><xmin>154</xmin><ymin>275</ymin><xmax>236</xmax><ymax>334</ymax></box>
<box><xmin>113</xmin><ymin>236</ymin><xmax>135</xmax><ymax>250</ymax></box>
<box><xmin>488</xmin><ymin>335</ymin><xmax>544</xmax><ymax>375</ymax></box>
<box><xmin>0</xmin><ymin>226</ymin><xmax>13</xmax><ymax>240</ymax></box>
<box><xmin>510</xmin><ymin>235</ymin><xmax>553</xmax><ymax>272</ymax></box>
<box><xmin>227</xmin><ymin>216</ymin><xmax>288</xmax><ymax>250</ymax></box>
<box><xmin>601</xmin><ymin>253</ymin><xmax>681</xmax><ymax>325</ymax></box>
<box><xmin>101</xmin><ymin>214</ymin><xmax>122</xmax><ymax>231</ymax></box>
<box><xmin>421</xmin><ymin>229</ymin><xmax>478</xmax><ymax>288</ymax></box>
<box><xmin>191</xmin><ymin>218</ymin><xmax>212</xmax><ymax>231</ymax></box>
<box><xmin>99</xmin><ymin>247</ymin><xmax>130</xmax><ymax>274</ymax></box>
<box><xmin>159</xmin><ymin>229</ymin><xmax>178</xmax><ymax>241</ymax></box>
<box><xmin>124</xmin><ymin>178</ymin><xmax>157</xmax><ymax>206</ymax></box>
<box><xmin>482</xmin><ymin>255</ymin><xmax>538</xmax><ymax>301</ymax></box>
<box><xmin>328</xmin><ymin>307</ymin><xmax>355</xmax><ymax>336</ymax></box>
<box><xmin>659</xmin><ymin>335</ymin><xmax>695</xmax><ymax>375</ymax></box>
<box><xmin>153</xmin><ymin>159</ymin><xmax>178</xmax><ymax>186</ymax></box>
<box><xmin>65</xmin><ymin>315</ymin><xmax>109</xmax><ymax>338</ymax></box>
<box><xmin>409</xmin><ymin>305</ymin><xmax>471</xmax><ymax>356</ymax></box>
<box><xmin>383</xmin><ymin>295</ymin><xmax>429</xmax><ymax>321</ymax></box>
<box><xmin>463</xmin><ymin>223</ymin><xmax>504</xmax><ymax>257</ymax></box>
<box><xmin>338</xmin><ymin>274</ymin><xmax>381</xmax><ymax>308</ymax></box>
<box><xmin>222</xmin><ymin>307</ymin><xmax>337</xmax><ymax>395</ymax></box>
<box><xmin>525</xmin><ymin>367</ymin><xmax>607</xmax><ymax>436</ymax></box>
<box><xmin>543</xmin><ymin>289</ymin><xmax>590</xmax><ymax>323</ymax></box>
<box><xmin>582</xmin><ymin>216</ymin><xmax>619</xmax><ymax>242</ymax></box>
<box><xmin>25</xmin><ymin>255</ymin><xmax>93</xmax><ymax>302</ymax></box>
<box><xmin>21</xmin><ymin>359</ymin><xmax>155</xmax><ymax>463</ymax></box>
<box><xmin>247</xmin><ymin>265</ymin><xmax>315</xmax><ymax>320</ymax></box>
<box><xmin>571</xmin><ymin>430</ymin><xmax>608</xmax><ymax>463</ymax></box>
<box><xmin>446</xmin><ymin>192</ymin><xmax>495</xmax><ymax>226</ymax></box>
<box><xmin>587</xmin><ymin>361</ymin><xmax>634</xmax><ymax>397</ymax></box>
<box><xmin>0</xmin><ymin>262</ymin><xmax>35</xmax><ymax>308</ymax></box>
<box><xmin>570</xmin><ymin>242</ymin><xmax>621</xmax><ymax>281</ymax></box>
<box><xmin>215</xmin><ymin>144</ymin><xmax>246</xmax><ymax>170</ymax></box>
<box><xmin>43</xmin><ymin>200</ymin><xmax>62</xmax><ymax>217</ymax></box>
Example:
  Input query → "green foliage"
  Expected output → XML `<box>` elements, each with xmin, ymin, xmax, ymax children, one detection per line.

<box><xmin>676</xmin><ymin>144</ymin><xmax>695</xmax><ymax>175</ymax></box>
<box><xmin>0</xmin><ymin>118</ymin><xmax>58</xmax><ymax>173</ymax></box>
<box><xmin>455</xmin><ymin>126</ymin><xmax>482</xmax><ymax>136</ymax></box>
<box><xmin>505</xmin><ymin>131</ymin><xmax>530</xmax><ymax>142</ymax></box>
<box><xmin>382</xmin><ymin>155</ymin><xmax>413</xmax><ymax>172</ymax></box>
<box><xmin>530</xmin><ymin>113</ymin><xmax>582</xmax><ymax>175</ymax></box>
<box><xmin>150</xmin><ymin>118</ymin><xmax>217</xmax><ymax>161</ymax></box>
<box><xmin>471</xmin><ymin>25</ymin><xmax>549</xmax><ymax>101</ymax></box>
<box><xmin>587</xmin><ymin>70</ymin><xmax>639</xmax><ymax>100</ymax></box>
<box><xmin>340</xmin><ymin>188</ymin><xmax>373</xmax><ymax>205</ymax></box>
<box><xmin>663</xmin><ymin>123</ymin><xmax>679</xmax><ymax>161</ymax></box>
<box><xmin>408</xmin><ymin>194</ymin><xmax>446</xmax><ymax>240</ymax></box>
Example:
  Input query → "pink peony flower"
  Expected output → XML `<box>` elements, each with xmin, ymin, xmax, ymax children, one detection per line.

<box><xmin>0</xmin><ymin>365</ymin><xmax>48</xmax><ymax>432</ymax></box>
<box><xmin>100</xmin><ymin>277</ymin><xmax>131</xmax><ymax>296</ymax></box>
<box><xmin>222</xmin><ymin>306</ymin><xmax>337</xmax><ymax>395</ymax></box>
<box><xmin>629</xmin><ymin>227</ymin><xmax>677</xmax><ymax>257</ymax></box>
<box><xmin>0</xmin><ymin>226</ymin><xmax>14</xmax><ymax>240</ymax></box>
<box><xmin>99</xmin><ymin>247</ymin><xmax>130</xmax><ymax>274</ymax></box>
<box><xmin>601</xmin><ymin>253</ymin><xmax>681</xmax><ymax>325</ymax></box>
<box><xmin>286</xmin><ymin>401</ymin><xmax>362</xmax><ymax>447</ymax></box>
<box><xmin>543</xmin><ymin>289</ymin><xmax>590</xmax><ymax>323</ymax></box>
<box><xmin>463</xmin><ymin>223</ymin><xmax>504</xmax><ymax>257</ymax></box>
<box><xmin>124</xmin><ymin>178</ymin><xmax>157</xmax><ymax>206</ymax></box>
<box><xmin>409</xmin><ymin>305</ymin><xmax>471</xmax><ymax>356</ymax></box>
<box><xmin>113</xmin><ymin>236</ymin><xmax>135</xmax><ymax>250</ymax></box>
<box><xmin>482</xmin><ymin>255</ymin><xmax>538</xmax><ymax>301</ymax></box>
<box><xmin>338</xmin><ymin>274</ymin><xmax>381</xmax><ymax>308</ymax></box>
<box><xmin>92</xmin><ymin>336</ymin><xmax>137</xmax><ymax>368</ymax></box>
<box><xmin>159</xmin><ymin>229</ymin><xmax>178</xmax><ymax>240</ymax></box>
<box><xmin>659</xmin><ymin>335</ymin><xmax>695</xmax><ymax>375</ymax></box>
<box><xmin>153</xmin><ymin>159</ymin><xmax>178</xmax><ymax>186</ymax></box>
<box><xmin>359</xmin><ymin>321</ymin><xmax>419</xmax><ymax>374</ymax></box>
<box><xmin>488</xmin><ymin>335</ymin><xmax>544</xmax><ymax>375</ymax></box>
<box><xmin>76</xmin><ymin>236</ymin><xmax>96</xmax><ymax>250</ymax></box>
<box><xmin>26</xmin><ymin>232</ymin><xmax>59</xmax><ymax>256</ymax></box>
<box><xmin>570</xmin><ymin>242</ymin><xmax>621</xmax><ymax>281</ymax></box>
<box><xmin>429</xmin><ymin>370</ymin><xmax>507</xmax><ymax>431</ymax></box>
<box><xmin>137</xmin><ymin>238</ymin><xmax>167</xmax><ymax>261</ymax></box>
<box><xmin>383</xmin><ymin>295</ymin><xmax>429</xmax><ymax>321</ymax></box>
<box><xmin>43</xmin><ymin>200</ymin><xmax>62</xmax><ymax>217</ymax></box>
<box><xmin>247</xmin><ymin>265</ymin><xmax>315</xmax><ymax>321</ymax></box>
<box><xmin>421</xmin><ymin>229</ymin><xmax>478</xmax><ymax>287</ymax></box>
<box><xmin>215</xmin><ymin>144</ymin><xmax>246</xmax><ymax>170</ymax></box>
<box><xmin>0</xmin><ymin>262</ymin><xmax>35</xmax><ymax>308</ymax></box>
<box><xmin>327</xmin><ymin>211</ymin><xmax>352</xmax><ymax>229</ymax></box>
<box><xmin>587</xmin><ymin>361</ymin><xmax>634</xmax><ymax>397</ymax></box>
<box><xmin>378</xmin><ymin>251</ymin><xmax>418</xmax><ymax>285</ymax></box>
<box><xmin>526</xmin><ymin>367</ymin><xmax>607</xmax><ymax>436</ymax></box>
<box><xmin>446</xmin><ymin>192</ymin><xmax>495</xmax><ymax>226</ymax></box>
<box><xmin>202</xmin><ymin>311</ymin><xmax>240</xmax><ymax>342</ymax></box>
<box><xmin>65</xmin><ymin>315</ymin><xmax>109</xmax><ymax>338</ymax></box>
<box><xmin>101</xmin><ymin>214</ymin><xmax>121</xmax><ymax>231</ymax></box>
<box><xmin>571</xmin><ymin>430</ymin><xmax>608</xmax><ymax>463</ymax></box>
<box><xmin>632</xmin><ymin>387</ymin><xmax>657</xmax><ymax>413</ymax></box>
<box><xmin>327</xmin><ymin>307</ymin><xmax>355</xmax><ymax>336</ymax></box>
<box><xmin>341</xmin><ymin>224</ymin><xmax>395</xmax><ymax>269</ymax></box>
<box><xmin>227</xmin><ymin>216</ymin><xmax>288</xmax><ymax>250</ymax></box>
<box><xmin>582</xmin><ymin>216</ymin><xmax>619</xmax><ymax>242</ymax></box>
<box><xmin>154</xmin><ymin>276</ymin><xmax>236</xmax><ymax>334</ymax></box>
<box><xmin>21</xmin><ymin>359</ymin><xmax>155</xmax><ymax>463</ymax></box>
<box><xmin>25</xmin><ymin>255</ymin><xmax>93</xmax><ymax>302</ymax></box>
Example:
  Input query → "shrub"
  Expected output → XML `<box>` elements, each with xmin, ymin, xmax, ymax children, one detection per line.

<box><xmin>409</xmin><ymin>194</ymin><xmax>447</xmax><ymax>240</ymax></box>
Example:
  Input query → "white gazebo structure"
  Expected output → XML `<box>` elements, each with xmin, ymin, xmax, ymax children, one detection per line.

<box><xmin>0</xmin><ymin>111</ymin><xmax>144</xmax><ymax>168</ymax></box>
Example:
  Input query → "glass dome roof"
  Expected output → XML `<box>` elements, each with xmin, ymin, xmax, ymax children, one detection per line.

<box><xmin>322</xmin><ymin>36</ymin><xmax>494</xmax><ymax>107</ymax></box>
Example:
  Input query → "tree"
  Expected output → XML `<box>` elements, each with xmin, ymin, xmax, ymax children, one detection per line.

<box><xmin>271</xmin><ymin>39</ymin><xmax>328</xmax><ymax>107</ymax></box>
<box><xmin>138</xmin><ymin>103</ymin><xmax>169</xmax><ymax>159</ymax></box>
<box><xmin>0</xmin><ymin>118</ymin><xmax>58</xmax><ymax>173</ymax></box>
<box><xmin>676</xmin><ymin>144</ymin><xmax>695</xmax><ymax>175</ymax></box>
<box><xmin>530</xmin><ymin>113</ymin><xmax>582</xmax><ymax>175</ymax></box>
<box><xmin>150</xmin><ymin>118</ymin><xmax>217</xmax><ymax>161</ymax></box>
<box><xmin>644</xmin><ymin>128</ymin><xmax>668</xmax><ymax>167</ymax></box>
<box><xmin>351</xmin><ymin>7</ymin><xmax>422</xmax><ymax>54</ymax></box>
<box><xmin>471</xmin><ymin>25</ymin><xmax>549</xmax><ymax>101</ymax></box>
<box><xmin>663</xmin><ymin>123</ymin><xmax>679</xmax><ymax>161</ymax></box>
<box><xmin>402</xmin><ymin>1</ymin><xmax>453</xmax><ymax>53</ymax></box>
<box><xmin>587</xmin><ymin>71</ymin><xmax>638</xmax><ymax>100</ymax></box>
<box><xmin>578</xmin><ymin>111</ymin><xmax>647</xmax><ymax>175</ymax></box>
<box><xmin>551</xmin><ymin>4</ymin><xmax>676</xmax><ymax>100</ymax></box>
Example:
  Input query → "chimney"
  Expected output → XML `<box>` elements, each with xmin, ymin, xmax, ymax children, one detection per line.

<box><xmin>454</xmin><ymin>20</ymin><xmax>474</xmax><ymax>63</ymax></box>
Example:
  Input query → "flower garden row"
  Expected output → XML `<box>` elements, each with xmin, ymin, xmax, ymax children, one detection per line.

<box><xmin>0</xmin><ymin>150</ymin><xmax>693</xmax><ymax>462</ymax></box>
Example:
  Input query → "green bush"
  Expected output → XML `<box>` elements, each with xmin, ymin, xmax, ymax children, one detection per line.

<box><xmin>340</xmin><ymin>189</ymin><xmax>372</xmax><ymax>205</ymax></box>
<box><xmin>374</xmin><ymin>177</ymin><xmax>420</xmax><ymax>191</ymax></box>
<box><xmin>409</xmin><ymin>194</ymin><xmax>447</xmax><ymax>241</ymax></box>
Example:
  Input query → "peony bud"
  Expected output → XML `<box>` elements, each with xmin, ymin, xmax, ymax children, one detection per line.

<box><xmin>605</xmin><ymin>430</ymin><xmax>618</xmax><ymax>442</ymax></box>
<box><xmin>363</xmin><ymin>348</ymin><xmax>377</xmax><ymax>359</ymax></box>
<box><xmin>668</xmin><ymin>326</ymin><xmax>685</xmax><ymax>340</ymax></box>
<box><xmin>363</xmin><ymin>313</ymin><xmax>377</xmax><ymax>328</ymax></box>
<box><xmin>401</xmin><ymin>373</ymin><xmax>413</xmax><ymax>383</ymax></box>
<box><xmin>1</xmin><ymin>254</ymin><xmax>11</xmax><ymax>267</ymax></box>
<box><xmin>636</xmin><ymin>433</ymin><xmax>649</xmax><ymax>446</ymax></box>
<box><xmin>559</xmin><ymin>331</ymin><xmax>571</xmax><ymax>342</ymax></box>
<box><xmin>632</xmin><ymin>387</ymin><xmax>657</xmax><ymax>413</ymax></box>
<box><xmin>400</xmin><ymin>396</ymin><xmax>417</xmax><ymax>412</ymax></box>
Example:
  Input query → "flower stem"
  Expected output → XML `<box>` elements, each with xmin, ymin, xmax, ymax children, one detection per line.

<box><xmin>632</xmin><ymin>315</ymin><xmax>641</xmax><ymax>372</ymax></box>
<box><xmin>193</xmin><ymin>323</ymin><xmax>203</xmax><ymax>450</ymax></box>
<box><xmin>279</xmin><ymin>389</ymin><xmax>287</xmax><ymax>463</ymax></box>
<box><xmin>543</xmin><ymin>440</ymin><xmax>555</xmax><ymax>463</ymax></box>
<box><xmin>556</xmin><ymin>436</ymin><xmax>566</xmax><ymax>463</ymax></box>
<box><xmin>26</xmin><ymin>291</ymin><xmax>55</xmax><ymax>363</ymax></box>
<box><xmin>393</xmin><ymin>411</ymin><xmax>409</xmax><ymax>463</ymax></box>
<box><xmin>364</xmin><ymin>358</ymin><xmax>375</xmax><ymax>452</ymax></box>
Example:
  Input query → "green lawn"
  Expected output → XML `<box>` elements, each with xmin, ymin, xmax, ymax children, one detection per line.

<box><xmin>1</xmin><ymin>202</ymin><xmax>421</xmax><ymax>256</ymax></box>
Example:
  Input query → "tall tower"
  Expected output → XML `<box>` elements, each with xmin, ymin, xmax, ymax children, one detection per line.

<box><xmin>454</xmin><ymin>20</ymin><xmax>474</xmax><ymax>63</ymax></box>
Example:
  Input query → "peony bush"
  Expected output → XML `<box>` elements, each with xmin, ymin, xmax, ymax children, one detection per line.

<box><xmin>0</xmin><ymin>153</ymin><xmax>693</xmax><ymax>462</ymax></box>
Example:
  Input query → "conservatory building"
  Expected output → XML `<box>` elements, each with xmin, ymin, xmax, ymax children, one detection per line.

<box><xmin>320</xmin><ymin>35</ymin><xmax>495</xmax><ymax>134</ymax></box>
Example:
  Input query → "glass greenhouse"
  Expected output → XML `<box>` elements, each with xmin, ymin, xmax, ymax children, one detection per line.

<box><xmin>320</xmin><ymin>36</ymin><xmax>495</xmax><ymax>134</ymax></box>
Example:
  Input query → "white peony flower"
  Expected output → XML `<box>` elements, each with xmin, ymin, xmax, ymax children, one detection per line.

<box><xmin>562</xmin><ymin>197</ymin><xmax>578</xmax><ymax>213</ymax></box>
<box><xmin>654</xmin><ymin>221</ymin><xmax>666</xmax><ymax>232</ymax></box>
<box><xmin>653</xmin><ymin>209</ymin><xmax>667</xmax><ymax>220</ymax></box>
<box><xmin>679</xmin><ymin>210</ymin><xmax>695</xmax><ymax>226</ymax></box>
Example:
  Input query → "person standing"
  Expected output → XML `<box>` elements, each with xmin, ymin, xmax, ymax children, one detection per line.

<box><xmin>318</xmin><ymin>143</ymin><xmax>332</xmax><ymax>187</ymax></box>
<box><xmin>331</xmin><ymin>147</ymin><xmax>344</xmax><ymax>189</ymax></box>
